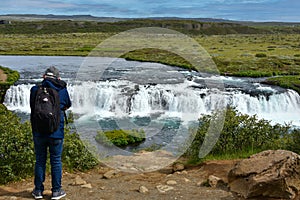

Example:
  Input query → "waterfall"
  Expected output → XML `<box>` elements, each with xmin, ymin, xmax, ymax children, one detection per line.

<box><xmin>67</xmin><ymin>80</ymin><xmax>219</xmax><ymax>119</ymax></box>
<box><xmin>4</xmin><ymin>80</ymin><xmax>300</xmax><ymax>125</ymax></box>
<box><xmin>4</xmin><ymin>84</ymin><xmax>33</xmax><ymax>113</ymax></box>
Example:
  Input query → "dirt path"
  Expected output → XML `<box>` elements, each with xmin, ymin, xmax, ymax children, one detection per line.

<box><xmin>0</xmin><ymin>69</ymin><xmax>7</xmax><ymax>82</ymax></box>
<box><xmin>0</xmin><ymin>160</ymin><xmax>241</xmax><ymax>200</ymax></box>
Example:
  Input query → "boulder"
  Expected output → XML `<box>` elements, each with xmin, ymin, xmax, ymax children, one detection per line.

<box><xmin>228</xmin><ymin>150</ymin><xmax>300</xmax><ymax>199</ymax></box>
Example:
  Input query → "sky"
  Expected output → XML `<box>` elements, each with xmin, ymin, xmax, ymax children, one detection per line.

<box><xmin>0</xmin><ymin>0</ymin><xmax>299</xmax><ymax>22</ymax></box>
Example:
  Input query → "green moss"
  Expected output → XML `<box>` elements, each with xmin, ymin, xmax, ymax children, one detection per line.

<box><xmin>264</xmin><ymin>76</ymin><xmax>300</xmax><ymax>94</ymax></box>
<box><xmin>95</xmin><ymin>129</ymin><xmax>145</xmax><ymax>147</ymax></box>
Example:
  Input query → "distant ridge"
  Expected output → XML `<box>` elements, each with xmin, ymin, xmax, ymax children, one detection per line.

<box><xmin>1</xmin><ymin>14</ymin><xmax>299</xmax><ymax>26</ymax></box>
<box><xmin>0</xmin><ymin>14</ymin><xmax>130</xmax><ymax>22</ymax></box>
<box><xmin>147</xmin><ymin>17</ymin><xmax>300</xmax><ymax>26</ymax></box>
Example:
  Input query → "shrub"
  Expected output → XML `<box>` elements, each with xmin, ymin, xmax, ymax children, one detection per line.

<box><xmin>284</xmin><ymin>129</ymin><xmax>300</xmax><ymax>154</ymax></box>
<box><xmin>62</xmin><ymin>128</ymin><xmax>99</xmax><ymax>172</ymax></box>
<box><xmin>185</xmin><ymin>107</ymin><xmax>291</xmax><ymax>162</ymax></box>
<box><xmin>0</xmin><ymin>104</ymin><xmax>34</xmax><ymax>184</ymax></box>
<box><xmin>95</xmin><ymin>129</ymin><xmax>145</xmax><ymax>147</ymax></box>
<box><xmin>0</xmin><ymin>104</ymin><xmax>98</xmax><ymax>184</ymax></box>
<box><xmin>255</xmin><ymin>53</ymin><xmax>267</xmax><ymax>58</ymax></box>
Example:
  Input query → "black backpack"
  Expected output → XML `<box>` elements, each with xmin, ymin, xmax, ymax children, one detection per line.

<box><xmin>32</xmin><ymin>86</ymin><xmax>61</xmax><ymax>134</ymax></box>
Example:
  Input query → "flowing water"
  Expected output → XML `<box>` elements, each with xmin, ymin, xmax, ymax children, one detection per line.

<box><xmin>1</xmin><ymin>55</ymin><xmax>300</xmax><ymax>156</ymax></box>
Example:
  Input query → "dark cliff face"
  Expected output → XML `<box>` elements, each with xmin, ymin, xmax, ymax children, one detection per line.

<box><xmin>0</xmin><ymin>85</ymin><xmax>11</xmax><ymax>104</ymax></box>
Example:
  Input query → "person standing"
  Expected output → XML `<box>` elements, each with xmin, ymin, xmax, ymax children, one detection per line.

<box><xmin>30</xmin><ymin>66</ymin><xmax>71</xmax><ymax>200</ymax></box>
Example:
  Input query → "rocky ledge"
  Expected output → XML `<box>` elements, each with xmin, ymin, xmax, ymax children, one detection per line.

<box><xmin>0</xmin><ymin>67</ymin><xmax>19</xmax><ymax>104</ymax></box>
<box><xmin>228</xmin><ymin>150</ymin><xmax>300</xmax><ymax>199</ymax></box>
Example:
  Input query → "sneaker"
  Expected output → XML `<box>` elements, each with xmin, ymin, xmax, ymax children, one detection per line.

<box><xmin>32</xmin><ymin>189</ymin><xmax>43</xmax><ymax>199</ymax></box>
<box><xmin>51</xmin><ymin>189</ymin><xmax>66</xmax><ymax>200</ymax></box>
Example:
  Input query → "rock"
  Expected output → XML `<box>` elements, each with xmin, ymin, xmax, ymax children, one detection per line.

<box><xmin>81</xmin><ymin>183</ymin><xmax>93</xmax><ymax>189</ymax></box>
<box><xmin>158</xmin><ymin>166</ymin><xmax>174</xmax><ymax>174</ymax></box>
<box><xmin>103</xmin><ymin>170</ymin><xmax>120</xmax><ymax>179</ymax></box>
<box><xmin>139</xmin><ymin>186</ymin><xmax>149</xmax><ymax>193</ymax></box>
<box><xmin>166</xmin><ymin>180</ymin><xmax>177</xmax><ymax>185</ymax></box>
<box><xmin>100</xmin><ymin>186</ymin><xmax>105</xmax><ymax>190</ymax></box>
<box><xmin>156</xmin><ymin>184</ymin><xmax>174</xmax><ymax>193</ymax></box>
<box><xmin>228</xmin><ymin>150</ymin><xmax>300</xmax><ymax>199</ymax></box>
<box><xmin>208</xmin><ymin>175</ymin><xmax>225</xmax><ymax>188</ymax></box>
<box><xmin>183</xmin><ymin>178</ymin><xmax>191</xmax><ymax>183</ymax></box>
<box><xmin>73</xmin><ymin>176</ymin><xmax>87</xmax><ymax>186</ymax></box>
<box><xmin>26</xmin><ymin>187</ymin><xmax>34</xmax><ymax>192</ymax></box>
<box><xmin>173</xmin><ymin>163</ymin><xmax>185</xmax><ymax>172</ymax></box>
<box><xmin>175</xmin><ymin>170</ymin><xmax>188</xmax><ymax>175</ymax></box>
<box><xmin>166</xmin><ymin>174</ymin><xmax>173</xmax><ymax>178</ymax></box>
<box><xmin>196</xmin><ymin>181</ymin><xmax>205</xmax><ymax>187</ymax></box>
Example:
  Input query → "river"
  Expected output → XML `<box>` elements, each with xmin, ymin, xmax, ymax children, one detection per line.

<box><xmin>1</xmin><ymin>55</ymin><xmax>300</xmax><ymax>157</ymax></box>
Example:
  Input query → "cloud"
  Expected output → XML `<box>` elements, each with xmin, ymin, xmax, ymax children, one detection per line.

<box><xmin>203</xmin><ymin>0</ymin><xmax>300</xmax><ymax>21</ymax></box>
<box><xmin>0</xmin><ymin>0</ymin><xmax>299</xmax><ymax>21</ymax></box>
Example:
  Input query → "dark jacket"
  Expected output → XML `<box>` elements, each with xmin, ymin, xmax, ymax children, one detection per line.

<box><xmin>30</xmin><ymin>78</ymin><xmax>72</xmax><ymax>138</ymax></box>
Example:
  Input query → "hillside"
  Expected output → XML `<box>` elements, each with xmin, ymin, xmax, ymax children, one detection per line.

<box><xmin>1</xmin><ymin>14</ymin><xmax>300</xmax><ymax>35</ymax></box>
<box><xmin>0</xmin><ymin>19</ymin><xmax>261</xmax><ymax>35</ymax></box>
<box><xmin>1</xmin><ymin>14</ymin><xmax>300</xmax><ymax>25</ymax></box>
<box><xmin>0</xmin><ymin>14</ymin><xmax>128</xmax><ymax>22</ymax></box>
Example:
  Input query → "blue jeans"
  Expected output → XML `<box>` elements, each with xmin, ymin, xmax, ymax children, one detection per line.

<box><xmin>33</xmin><ymin>137</ymin><xmax>63</xmax><ymax>192</ymax></box>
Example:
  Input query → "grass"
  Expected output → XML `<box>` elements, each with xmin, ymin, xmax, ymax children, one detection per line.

<box><xmin>1</xmin><ymin>33</ymin><xmax>299</xmax><ymax>74</ymax></box>
<box><xmin>197</xmin><ymin>34</ymin><xmax>300</xmax><ymax>76</ymax></box>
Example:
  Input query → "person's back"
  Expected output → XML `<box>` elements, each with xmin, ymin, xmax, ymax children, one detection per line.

<box><xmin>30</xmin><ymin>66</ymin><xmax>71</xmax><ymax>200</ymax></box>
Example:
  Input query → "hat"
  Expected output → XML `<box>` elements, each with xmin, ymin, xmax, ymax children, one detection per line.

<box><xmin>44</xmin><ymin>66</ymin><xmax>60</xmax><ymax>78</ymax></box>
